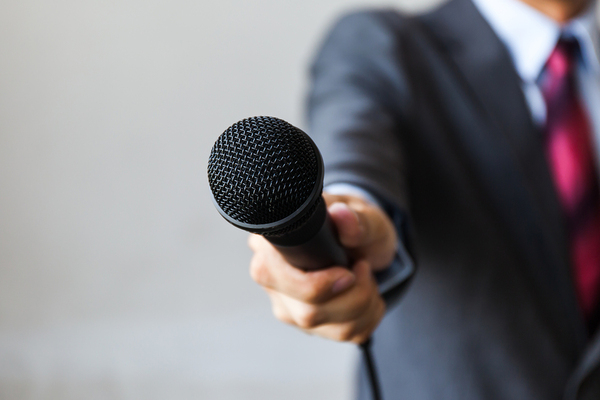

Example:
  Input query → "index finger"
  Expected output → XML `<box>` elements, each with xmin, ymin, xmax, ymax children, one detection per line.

<box><xmin>248</xmin><ymin>234</ymin><xmax>356</xmax><ymax>304</ymax></box>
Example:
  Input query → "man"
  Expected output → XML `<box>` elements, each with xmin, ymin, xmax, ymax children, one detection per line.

<box><xmin>248</xmin><ymin>0</ymin><xmax>600</xmax><ymax>398</ymax></box>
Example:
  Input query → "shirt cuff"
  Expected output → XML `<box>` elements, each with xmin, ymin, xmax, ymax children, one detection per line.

<box><xmin>375</xmin><ymin>206</ymin><xmax>415</xmax><ymax>307</ymax></box>
<box><xmin>324</xmin><ymin>183</ymin><xmax>415</xmax><ymax>308</ymax></box>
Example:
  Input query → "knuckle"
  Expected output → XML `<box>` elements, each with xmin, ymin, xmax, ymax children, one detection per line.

<box><xmin>272</xmin><ymin>303</ymin><xmax>293</xmax><ymax>325</ymax></box>
<box><xmin>249</xmin><ymin>256</ymin><xmax>270</xmax><ymax>287</ymax></box>
<box><xmin>334</xmin><ymin>326</ymin><xmax>357</xmax><ymax>342</ymax></box>
<box><xmin>351</xmin><ymin>333</ymin><xmax>371</xmax><ymax>345</ymax></box>
<box><xmin>300</xmin><ymin>274</ymin><xmax>337</xmax><ymax>304</ymax></box>
<box><xmin>300</xmin><ymin>282</ymin><xmax>326</xmax><ymax>304</ymax></box>
<box><xmin>295</xmin><ymin>305</ymin><xmax>322</xmax><ymax>329</ymax></box>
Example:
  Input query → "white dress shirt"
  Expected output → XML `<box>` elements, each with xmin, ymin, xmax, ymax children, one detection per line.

<box><xmin>472</xmin><ymin>0</ymin><xmax>600</xmax><ymax>160</ymax></box>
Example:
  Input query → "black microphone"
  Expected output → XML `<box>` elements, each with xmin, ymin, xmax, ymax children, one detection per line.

<box><xmin>209</xmin><ymin>116</ymin><xmax>385</xmax><ymax>400</ymax></box>
<box><xmin>207</xmin><ymin>116</ymin><xmax>348</xmax><ymax>270</ymax></box>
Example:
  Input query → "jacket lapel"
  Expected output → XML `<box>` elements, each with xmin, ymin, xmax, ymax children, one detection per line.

<box><xmin>566</xmin><ymin>329</ymin><xmax>600</xmax><ymax>399</ymax></box>
<box><xmin>416</xmin><ymin>0</ymin><xmax>587</xmax><ymax>356</ymax></box>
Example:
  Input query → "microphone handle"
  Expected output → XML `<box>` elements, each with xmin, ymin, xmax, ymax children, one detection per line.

<box><xmin>267</xmin><ymin>198</ymin><xmax>382</xmax><ymax>400</ymax></box>
<box><xmin>266</xmin><ymin>199</ymin><xmax>349</xmax><ymax>270</ymax></box>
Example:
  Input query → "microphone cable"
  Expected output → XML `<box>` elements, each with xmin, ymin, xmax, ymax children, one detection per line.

<box><xmin>360</xmin><ymin>337</ymin><xmax>382</xmax><ymax>400</ymax></box>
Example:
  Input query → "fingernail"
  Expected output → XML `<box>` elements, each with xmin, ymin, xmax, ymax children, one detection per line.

<box><xmin>332</xmin><ymin>275</ymin><xmax>355</xmax><ymax>294</ymax></box>
<box><xmin>329</xmin><ymin>202</ymin><xmax>351</xmax><ymax>214</ymax></box>
<box><xmin>329</xmin><ymin>203</ymin><xmax>360</xmax><ymax>227</ymax></box>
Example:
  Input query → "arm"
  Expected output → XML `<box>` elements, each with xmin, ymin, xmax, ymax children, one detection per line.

<box><xmin>249</xmin><ymin>11</ymin><xmax>413</xmax><ymax>343</ymax></box>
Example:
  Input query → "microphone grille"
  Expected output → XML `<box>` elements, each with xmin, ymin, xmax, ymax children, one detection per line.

<box><xmin>208</xmin><ymin>116</ymin><xmax>320</xmax><ymax>226</ymax></box>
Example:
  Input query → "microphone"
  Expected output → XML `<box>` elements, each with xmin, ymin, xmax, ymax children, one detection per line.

<box><xmin>207</xmin><ymin>116</ymin><xmax>349</xmax><ymax>270</ymax></box>
<box><xmin>209</xmin><ymin>116</ymin><xmax>387</xmax><ymax>400</ymax></box>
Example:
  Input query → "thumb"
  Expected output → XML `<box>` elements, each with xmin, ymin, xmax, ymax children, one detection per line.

<box><xmin>328</xmin><ymin>202</ymin><xmax>368</xmax><ymax>248</ymax></box>
<box><xmin>328</xmin><ymin>200</ymin><xmax>398</xmax><ymax>270</ymax></box>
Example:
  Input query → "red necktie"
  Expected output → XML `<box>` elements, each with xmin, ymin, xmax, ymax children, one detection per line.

<box><xmin>541</xmin><ymin>38</ymin><xmax>600</xmax><ymax>322</ymax></box>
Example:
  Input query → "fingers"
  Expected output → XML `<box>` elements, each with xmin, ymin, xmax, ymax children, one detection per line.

<box><xmin>248</xmin><ymin>234</ymin><xmax>356</xmax><ymax>304</ymax></box>
<box><xmin>263</xmin><ymin>260</ymin><xmax>385</xmax><ymax>344</ymax></box>
<box><xmin>279</xmin><ymin>261</ymin><xmax>375</xmax><ymax>323</ymax></box>
<box><xmin>309</xmin><ymin>291</ymin><xmax>385</xmax><ymax>344</ymax></box>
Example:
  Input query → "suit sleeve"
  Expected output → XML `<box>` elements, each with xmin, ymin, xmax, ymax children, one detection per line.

<box><xmin>307</xmin><ymin>10</ymin><xmax>411</xmax><ymax>212</ymax></box>
<box><xmin>307</xmin><ymin>11</ymin><xmax>415</xmax><ymax>305</ymax></box>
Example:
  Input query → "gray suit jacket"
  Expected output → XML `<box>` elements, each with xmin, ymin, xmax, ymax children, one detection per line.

<box><xmin>307</xmin><ymin>0</ymin><xmax>600</xmax><ymax>399</ymax></box>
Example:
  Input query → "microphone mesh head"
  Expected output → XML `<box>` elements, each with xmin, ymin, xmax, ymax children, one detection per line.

<box><xmin>208</xmin><ymin>116</ymin><xmax>320</xmax><ymax>227</ymax></box>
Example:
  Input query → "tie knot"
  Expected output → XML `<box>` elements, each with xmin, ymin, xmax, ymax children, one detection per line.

<box><xmin>540</xmin><ymin>37</ymin><xmax>581</xmax><ymax>100</ymax></box>
<box><xmin>545</xmin><ymin>38</ymin><xmax>580</xmax><ymax>79</ymax></box>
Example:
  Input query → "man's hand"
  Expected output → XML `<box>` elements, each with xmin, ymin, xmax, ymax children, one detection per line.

<box><xmin>247</xmin><ymin>193</ymin><xmax>398</xmax><ymax>344</ymax></box>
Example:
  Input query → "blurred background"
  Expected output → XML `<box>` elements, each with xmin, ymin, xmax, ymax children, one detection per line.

<box><xmin>0</xmin><ymin>0</ymin><xmax>441</xmax><ymax>399</ymax></box>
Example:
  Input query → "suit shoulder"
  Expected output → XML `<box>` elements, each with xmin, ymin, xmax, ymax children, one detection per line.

<box><xmin>309</xmin><ymin>9</ymin><xmax>415</xmax><ymax>113</ymax></box>
<box><xmin>334</xmin><ymin>9</ymin><xmax>408</xmax><ymax>26</ymax></box>
<box><xmin>327</xmin><ymin>9</ymin><xmax>410</xmax><ymax>43</ymax></box>
<box><xmin>314</xmin><ymin>9</ymin><xmax>413</xmax><ymax>67</ymax></box>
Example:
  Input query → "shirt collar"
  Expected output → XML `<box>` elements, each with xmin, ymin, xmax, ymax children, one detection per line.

<box><xmin>564</xmin><ymin>2</ymin><xmax>600</xmax><ymax>74</ymax></box>
<box><xmin>471</xmin><ymin>0</ymin><xmax>600</xmax><ymax>82</ymax></box>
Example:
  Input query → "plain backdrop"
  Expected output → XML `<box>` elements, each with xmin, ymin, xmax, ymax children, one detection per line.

<box><xmin>0</xmin><ymin>0</ymin><xmax>441</xmax><ymax>399</ymax></box>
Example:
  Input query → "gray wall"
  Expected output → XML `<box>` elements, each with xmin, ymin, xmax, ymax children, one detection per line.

<box><xmin>0</xmin><ymin>0</ymin><xmax>441</xmax><ymax>399</ymax></box>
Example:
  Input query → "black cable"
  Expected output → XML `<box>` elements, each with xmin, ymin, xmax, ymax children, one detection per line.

<box><xmin>359</xmin><ymin>337</ymin><xmax>382</xmax><ymax>400</ymax></box>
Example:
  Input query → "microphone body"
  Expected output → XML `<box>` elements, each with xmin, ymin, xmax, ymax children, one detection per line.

<box><xmin>208</xmin><ymin>116</ymin><xmax>348</xmax><ymax>270</ymax></box>
<box><xmin>268</xmin><ymin>199</ymin><xmax>347</xmax><ymax>269</ymax></box>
